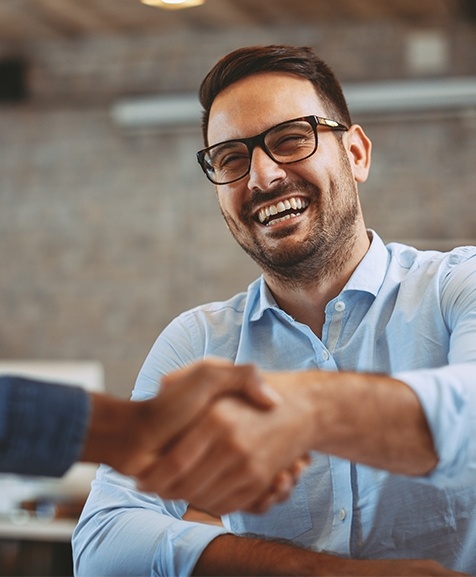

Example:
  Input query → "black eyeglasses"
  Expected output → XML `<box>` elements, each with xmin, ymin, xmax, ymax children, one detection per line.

<box><xmin>196</xmin><ymin>115</ymin><xmax>348</xmax><ymax>185</ymax></box>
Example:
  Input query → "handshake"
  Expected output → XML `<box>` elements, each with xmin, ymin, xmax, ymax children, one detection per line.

<box><xmin>82</xmin><ymin>358</ymin><xmax>310</xmax><ymax>516</ymax></box>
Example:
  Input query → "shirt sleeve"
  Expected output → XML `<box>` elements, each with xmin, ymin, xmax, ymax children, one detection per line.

<box><xmin>73</xmin><ymin>465</ymin><xmax>227</xmax><ymax>577</ymax></box>
<box><xmin>395</xmin><ymin>251</ymin><xmax>476</xmax><ymax>485</ymax></box>
<box><xmin>0</xmin><ymin>376</ymin><xmax>90</xmax><ymax>477</ymax></box>
<box><xmin>72</xmin><ymin>313</ymin><xmax>228</xmax><ymax>577</ymax></box>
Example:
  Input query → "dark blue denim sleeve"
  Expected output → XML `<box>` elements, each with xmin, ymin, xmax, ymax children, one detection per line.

<box><xmin>0</xmin><ymin>376</ymin><xmax>90</xmax><ymax>477</ymax></box>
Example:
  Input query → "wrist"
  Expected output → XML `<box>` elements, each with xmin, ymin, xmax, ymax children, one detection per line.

<box><xmin>264</xmin><ymin>370</ymin><xmax>324</xmax><ymax>454</ymax></box>
<box><xmin>80</xmin><ymin>393</ymin><xmax>141</xmax><ymax>470</ymax></box>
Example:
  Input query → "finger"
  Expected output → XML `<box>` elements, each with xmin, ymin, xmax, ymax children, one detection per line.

<box><xmin>154</xmin><ymin>414</ymin><xmax>272</xmax><ymax>512</ymax></box>
<box><xmin>287</xmin><ymin>454</ymin><xmax>312</xmax><ymax>479</ymax></box>
<box><xmin>139</xmin><ymin>399</ymin><xmax>253</xmax><ymax>499</ymax></box>
<box><xmin>162</xmin><ymin>359</ymin><xmax>279</xmax><ymax>413</ymax></box>
<box><xmin>157</xmin><ymin>420</ymin><xmax>256</xmax><ymax>504</ymax></box>
<box><xmin>181</xmin><ymin>463</ymin><xmax>258</xmax><ymax>515</ymax></box>
<box><xmin>242</xmin><ymin>458</ymin><xmax>312</xmax><ymax>515</ymax></box>
<box><xmin>180</xmin><ymin>448</ymin><xmax>300</xmax><ymax>515</ymax></box>
<box><xmin>244</xmin><ymin>471</ymin><xmax>296</xmax><ymax>514</ymax></box>
<box><xmin>158</xmin><ymin>448</ymin><xmax>302</xmax><ymax>515</ymax></box>
<box><xmin>235</xmin><ymin>368</ymin><xmax>282</xmax><ymax>409</ymax></box>
<box><xmin>193</xmin><ymin>361</ymin><xmax>280</xmax><ymax>409</ymax></box>
<box><xmin>153</xmin><ymin>361</ymin><xmax>241</xmax><ymax>449</ymax></box>
<box><xmin>210</xmin><ymin>467</ymin><xmax>298</xmax><ymax>516</ymax></box>
<box><xmin>186</xmin><ymin>461</ymin><xmax>274</xmax><ymax>516</ymax></box>
<box><xmin>136</xmin><ymin>419</ymin><xmax>217</xmax><ymax>494</ymax></box>
<box><xmin>152</xmin><ymin>361</ymin><xmax>281</xmax><ymax>455</ymax></box>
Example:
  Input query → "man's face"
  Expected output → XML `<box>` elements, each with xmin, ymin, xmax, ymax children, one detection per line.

<box><xmin>207</xmin><ymin>72</ymin><xmax>367</xmax><ymax>283</ymax></box>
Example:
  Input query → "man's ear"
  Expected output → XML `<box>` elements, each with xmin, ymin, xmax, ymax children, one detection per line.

<box><xmin>344</xmin><ymin>124</ymin><xmax>372</xmax><ymax>183</ymax></box>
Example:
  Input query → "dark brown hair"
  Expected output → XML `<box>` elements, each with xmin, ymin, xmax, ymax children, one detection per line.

<box><xmin>199</xmin><ymin>44</ymin><xmax>352</xmax><ymax>145</ymax></box>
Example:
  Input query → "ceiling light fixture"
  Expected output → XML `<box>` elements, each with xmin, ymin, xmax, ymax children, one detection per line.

<box><xmin>140</xmin><ymin>0</ymin><xmax>205</xmax><ymax>9</ymax></box>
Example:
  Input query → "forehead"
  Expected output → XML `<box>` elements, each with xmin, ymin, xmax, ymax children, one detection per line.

<box><xmin>207</xmin><ymin>72</ymin><xmax>326</xmax><ymax>145</ymax></box>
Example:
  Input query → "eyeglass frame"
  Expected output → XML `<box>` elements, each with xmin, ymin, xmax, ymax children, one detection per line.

<box><xmin>196</xmin><ymin>115</ymin><xmax>349</xmax><ymax>185</ymax></box>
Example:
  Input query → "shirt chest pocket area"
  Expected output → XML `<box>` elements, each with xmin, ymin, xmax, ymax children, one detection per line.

<box><xmin>224</xmin><ymin>479</ymin><xmax>312</xmax><ymax>541</ymax></box>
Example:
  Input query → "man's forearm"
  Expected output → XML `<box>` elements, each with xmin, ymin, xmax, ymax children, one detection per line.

<box><xmin>192</xmin><ymin>534</ymin><xmax>458</xmax><ymax>576</ymax></box>
<box><xmin>266</xmin><ymin>369</ymin><xmax>438</xmax><ymax>476</ymax></box>
<box><xmin>192</xmin><ymin>534</ymin><xmax>326</xmax><ymax>577</ymax></box>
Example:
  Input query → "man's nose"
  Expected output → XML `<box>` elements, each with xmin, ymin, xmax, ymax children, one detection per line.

<box><xmin>247</xmin><ymin>146</ymin><xmax>287</xmax><ymax>191</ymax></box>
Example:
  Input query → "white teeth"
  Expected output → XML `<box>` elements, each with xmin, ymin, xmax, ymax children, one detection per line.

<box><xmin>257</xmin><ymin>197</ymin><xmax>309</xmax><ymax>224</ymax></box>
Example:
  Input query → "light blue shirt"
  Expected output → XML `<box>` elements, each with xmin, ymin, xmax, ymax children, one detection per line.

<box><xmin>73</xmin><ymin>231</ymin><xmax>476</xmax><ymax>576</ymax></box>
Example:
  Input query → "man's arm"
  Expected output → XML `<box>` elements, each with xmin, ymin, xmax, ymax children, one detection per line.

<box><xmin>269</xmin><ymin>369</ymin><xmax>438</xmax><ymax>476</ymax></box>
<box><xmin>151</xmin><ymin>369</ymin><xmax>436</xmax><ymax>515</ymax></box>
<box><xmin>193</xmin><ymin>534</ymin><xmax>463</xmax><ymax>576</ymax></box>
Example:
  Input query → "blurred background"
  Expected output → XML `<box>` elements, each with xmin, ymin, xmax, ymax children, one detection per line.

<box><xmin>0</xmin><ymin>1</ymin><xmax>475</xmax><ymax>573</ymax></box>
<box><xmin>1</xmin><ymin>0</ymin><xmax>475</xmax><ymax>400</ymax></box>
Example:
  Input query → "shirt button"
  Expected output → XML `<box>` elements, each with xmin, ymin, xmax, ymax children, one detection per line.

<box><xmin>338</xmin><ymin>508</ymin><xmax>347</xmax><ymax>521</ymax></box>
<box><xmin>322</xmin><ymin>350</ymin><xmax>329</xmax><ymax>361</ymax></box>
<box><xmin>334</xmin><ymin>301</ymin><xmax>346</xmax><ymax>312</ymax></box>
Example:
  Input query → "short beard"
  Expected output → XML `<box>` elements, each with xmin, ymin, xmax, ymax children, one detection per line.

<box><xmin>222</xmin><ymin>173</ymin><xmax>361</xmax><ymax>289</ymax></box>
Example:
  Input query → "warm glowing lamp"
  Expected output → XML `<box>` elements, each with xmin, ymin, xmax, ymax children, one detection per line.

<box><xmin>141</xmin><ymin>0</ymin><xmax>205</xmax><ymax>9</ymax></box>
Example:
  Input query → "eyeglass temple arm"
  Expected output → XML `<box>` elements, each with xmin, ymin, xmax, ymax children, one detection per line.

<box><xmin>316</xmin><ymin>116</ymin><xmax>348</xmax><ymax>131</ymax></box>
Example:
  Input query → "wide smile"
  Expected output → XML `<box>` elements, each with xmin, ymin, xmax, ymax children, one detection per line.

<box><xmin>256</xmin><ymin>196</ymin><xmax>310</xmax><ymax>227</ymax></box>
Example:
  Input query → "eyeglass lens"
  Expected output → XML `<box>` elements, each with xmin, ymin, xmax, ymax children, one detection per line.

<box><xmin>204</xmin><ymin>119</ymin><xmax>317</xmax><ymax>184</ymax></box>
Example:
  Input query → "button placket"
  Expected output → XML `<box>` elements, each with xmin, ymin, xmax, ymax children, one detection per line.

<box><xmin>325</xmin><ymin>298</ymin><xmax>346</xmax><ymax>354</ymax></box>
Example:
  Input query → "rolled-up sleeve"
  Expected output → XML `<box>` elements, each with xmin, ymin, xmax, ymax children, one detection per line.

<box><xmin>395</xmin><ymin>251</ymin><xmax>476</xmax><ymax>485</ymax></box>
<box><xmin>396</xmin><ymin>364</ymin><xmax>476</xmax><ymax>485</ymax></box>
<box><xmin>73</xmin><ymin>465</ymin><xmax>227</xmax><ymax>577</ymax></box>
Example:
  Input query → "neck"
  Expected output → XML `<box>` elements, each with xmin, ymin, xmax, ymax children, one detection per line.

<box><xmin>264</xmin><ymin>229</ymin><xmax>371</xmax><ymax>338</ymax></box>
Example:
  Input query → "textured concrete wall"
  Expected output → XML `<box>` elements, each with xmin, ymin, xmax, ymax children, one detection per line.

<box><xmin>1</xmin><ymin>21</ymin><xmax>475</xmax><ymax>396</ymax></box>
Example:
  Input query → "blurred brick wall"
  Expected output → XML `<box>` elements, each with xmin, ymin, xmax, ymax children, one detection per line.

<box><xmin>1</xmin><ymin>21</ymin><xmax>475</xmax><ymax>397</ymax></box>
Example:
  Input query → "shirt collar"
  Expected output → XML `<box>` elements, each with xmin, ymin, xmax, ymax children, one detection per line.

<box><xmin>342</xmin><ymin>229</ymin><xmax>388</xmax><ymax>296</ymax></box>
<box><xmin>248</xmin><ymin>229</ymin><xmax>389</xmax><ymax>322</ymax></box>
